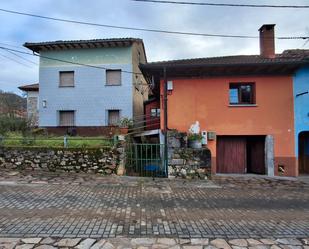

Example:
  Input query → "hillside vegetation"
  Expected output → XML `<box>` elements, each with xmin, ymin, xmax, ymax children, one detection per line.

<box><xmin>0</xmin><ymin>90</ymin><xmax>26</xmax><ymax>116</ymax></box>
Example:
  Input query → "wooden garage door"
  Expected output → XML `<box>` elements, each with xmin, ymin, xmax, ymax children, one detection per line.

<box><xmin>247</xmin><ymin>136</ymin><xmax>265</xmax><ymax>174</ymax></box>
<box><xmin>217</xmin><ymin>137</ymin><xmax>246</xmax><ymax>173</ymax></box>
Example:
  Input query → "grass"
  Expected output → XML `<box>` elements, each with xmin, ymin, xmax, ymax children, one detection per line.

<box><xmin>0</xmin><ymin>132</ymin><xmax>113</xmax><ymax>148</ymax></box>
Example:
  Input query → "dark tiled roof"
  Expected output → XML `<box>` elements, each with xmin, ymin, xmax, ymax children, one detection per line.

<box><xmin>281</xmin><ymin>49</ymin><xmax>309</xmax><ymax>59</ymax></box>
<box><xmin>18</xmin><ymin>83</ymin><xmax>39</xmax><ymax>91</ymax></box>
<box><xmin>143</xmin><ymin>52</ymin><xmax>308</xmax><ymax>68</ymax></box>
<box><xmin>140</xmin><ymin>50</ymin><xmax>309</xmax><ymax>78</ymax></box>
<box><xmin>24</xmin><ymin>38</ymin><xmax>144</xmax><ymax>53</ymax></box>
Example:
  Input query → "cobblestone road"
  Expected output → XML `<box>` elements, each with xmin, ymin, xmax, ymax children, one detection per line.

<box><xmin>0</xmin><ymin>171</ymin><xmax>308</xmax><ymax>239</ymax></box>
<box><xmin>1</xmin><ymin>237</ymin><xmax>309</xmax><ymax>249</ymax></box>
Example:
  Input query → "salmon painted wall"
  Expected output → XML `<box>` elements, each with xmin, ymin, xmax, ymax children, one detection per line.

<box><xmin>160</xmin><ymin>76</ymin><xmax>297</xmax><ymax>176</ymax></box>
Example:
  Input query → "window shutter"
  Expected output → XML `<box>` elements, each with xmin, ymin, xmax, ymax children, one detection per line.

<box><xmin>106</xmin><ymin>70</ymin><xmax>121</xmax><ymax>85</ymax></box>
<box><xmin>59</xmin><ymin>111</ymin><xmax>75</xmax><ymax>126</ymax></box>
<box><xmin>108</xmin><ymin>110</ymin><xmax>120</xmax><ymax>125</ymax></box>
<box><xmin>60</xmin><ymin>72</ymin><xmax>74</xmax><ymax>87</ymax></box>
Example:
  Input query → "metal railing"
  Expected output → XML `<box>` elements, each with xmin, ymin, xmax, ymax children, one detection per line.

<box><xmin>0</xmin><ymin>136</ymin><xmax>114</xmax><ymax>148</ymax></box>
<box><xmin>125</xmin><ymin>143</ymin><xmax>166</xmax><ymax>177</ymax></box>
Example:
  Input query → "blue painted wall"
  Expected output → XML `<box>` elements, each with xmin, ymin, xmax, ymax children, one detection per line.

<box><xmin>293</xmin><ymin>65</ymin><xmax>309</xmax><ymax>155</ymax></box>
<box><xmin>39</xmin><ymin>48</ymin><xmax>134</xmax><ymax>127</ymax></box>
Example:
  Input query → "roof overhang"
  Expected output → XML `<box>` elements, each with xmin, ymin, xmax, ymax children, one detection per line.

<box><xmin>140</xmin><ymin>61</ymin><xmax>305</xmax><ymax>80</ymax></box>
<box><xmin>24</xmin><ymin>38</ymin><xmax>143</xmax><ymax>53</ymax></box>
<box><xmin>18</xmin><ymin>83</ymin><xmax>39</xmax><ymax>92</ymax></box>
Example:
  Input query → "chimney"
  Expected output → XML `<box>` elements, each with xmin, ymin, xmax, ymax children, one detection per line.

<box><xmin>259</xmin><ymin>24</ymin><xmax>276</xmax><ymax>58</ymax></box>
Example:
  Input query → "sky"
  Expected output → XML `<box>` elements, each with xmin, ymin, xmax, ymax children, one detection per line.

<box><xmin>0</xmin><ymin>0</ymin><xmax>308</xmax><ymax>94</ymax></box>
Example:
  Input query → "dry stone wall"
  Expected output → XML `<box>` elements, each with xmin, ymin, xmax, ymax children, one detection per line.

<box><xmin>0</xmin><ymin>145</ymin><xmax>125</xmax><ymax>175</ymax></box>
<box><xmin>168</xmin><ymin>131</ymin><xmax>211</xmax><ymax>179</ymax></box>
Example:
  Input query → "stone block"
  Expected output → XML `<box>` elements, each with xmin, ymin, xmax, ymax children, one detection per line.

<box><xmin>170</xmin><ymin>159</ymin><xmax>185</xmax><ymax>165</ymax></box>
<box><xmin>21</xmin><ymin>238</ymin><xmax>42</xmax><ymax>244</ymax></box>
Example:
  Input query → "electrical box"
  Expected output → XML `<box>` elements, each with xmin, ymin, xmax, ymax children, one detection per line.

<box><xmin>207</xmin><ymin>131</ymin><xmax>216</xmax><ymax>141</ymax></box>
<box><xmin>42</xmin><ymin>100</ymin><xmax>47</xmax><ymax>108</ymax></box>
<box><xmin>201</xmin><ymin>130</ymin><xmax>207</xmax><ymax>145</ymax></box>
<box><xmin>167</xmin><ymin>81</ymin><xmax>173</xmax><ymax>91</ymax></box>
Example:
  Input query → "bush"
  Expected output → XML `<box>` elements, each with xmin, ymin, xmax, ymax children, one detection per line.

<box><xmin>0</xmin><ymin>116</ymin><xmax>30</xmax><ymax>135</ymax></box>
<box><xmin>31</xmin><ymin>128</ymin><xmax>47</xmax><ymax>136</ymax></box>
<box><xmin>187</xmin><ymin>133</ymin><xmax>203</xmax><ymax>141</ymax></box>
<box><xmin>119</xmin><ymin>117</ymin><xmax>133</xmax><ymax>128</ymax></box>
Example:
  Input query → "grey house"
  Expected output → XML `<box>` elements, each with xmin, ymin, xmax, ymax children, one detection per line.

<box><xmin>24</xmin><ymin>38</ymin><xmax>148</xmax><ymax>135</ymax></box>
<box><xmin>18</xmin><ymin>83</ymin><xmax>39</xmax><ymax>127</ymax></box>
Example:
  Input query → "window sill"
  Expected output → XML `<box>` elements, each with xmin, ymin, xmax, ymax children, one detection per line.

<box><xmin>105</xmin><ymin>84</ymin><xmax>122</xmax><ymax>86</ymax></box>
<box><xmin>228</xmin><ymin>104</ymin><xmax>258</xmax><ymax>107</ymax></box>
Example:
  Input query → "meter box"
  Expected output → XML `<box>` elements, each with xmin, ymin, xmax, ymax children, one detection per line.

<box><xmin>207</xmin><ymin>131</ymin><xmax>216</xmax><ymax>141</ymax></box>
<box><xmin>201</xmin><ymin>131</ymin><xmax>207</xmax><ymax>145</ymax></box>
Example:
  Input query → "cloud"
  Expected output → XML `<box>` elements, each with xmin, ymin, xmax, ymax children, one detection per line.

<box><xmin>0</xmin><ymin>0</ymin><xmax>308</xmax><ymax>93</ymax></box>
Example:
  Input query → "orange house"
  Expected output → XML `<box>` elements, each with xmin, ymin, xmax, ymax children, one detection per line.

<box><xmin>140</xmin><ymin>25</ymin><xmax>305</xmax><ymax>177</ymax></box>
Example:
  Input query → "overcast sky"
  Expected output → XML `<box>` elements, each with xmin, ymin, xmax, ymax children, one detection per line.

<box><xmin>0</xmin><ymin>0</ymin><xmax>308</xmax><ymax>94</ymax></box>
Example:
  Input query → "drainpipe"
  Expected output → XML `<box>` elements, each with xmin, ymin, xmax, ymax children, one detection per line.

<box><xmin>163</xmin><ymin>67</ymin><xmax>168</xmax><ymax>177</ymax></box>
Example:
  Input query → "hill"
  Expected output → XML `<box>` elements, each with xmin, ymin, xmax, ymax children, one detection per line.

<box><xmin>0</xmin><ymin>90</ymin><xmax>27</xmax><ymax>117</ymax></box>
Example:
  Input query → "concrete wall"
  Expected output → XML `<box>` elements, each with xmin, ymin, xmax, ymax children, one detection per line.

<box><xmin>39</xmin><ymin>48</ymin><xmax>134</xmax><ymax>127</ymax></box>
<box><xmin>293</xmin><ymin>66</ymin><xmax>309</xmax><ymax>158</ymax></box>
<box><xmin>161</xmin><ymin>75</ymin><xmax>297</xmax><ymax>176</ymax></box>
<box><xmin>40</xmin><ymin>47</ymin><xmax>132</xmax><ymax>66</ymax></box>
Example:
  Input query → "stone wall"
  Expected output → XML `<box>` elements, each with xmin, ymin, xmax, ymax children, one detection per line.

<box><xmin>0</xmin><ymin>145</ymin><xmax>125</xmax><ymax>175</ymax></box>
<box><xmin>27</xmin><ymin>96</ymin><xmax>39</xmax><ymax>127</ymax></box>
<box><xmin>168</xmin><ymin>131</ymin><xmax>211</xmax><ymax>179</ymax></box>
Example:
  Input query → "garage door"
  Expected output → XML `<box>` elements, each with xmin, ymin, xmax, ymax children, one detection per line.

<box><xmin>217</xmin><ymin>136</ymin><xmax>246</xmax><ymax>173</ymax></box>
<box><xmin>247</xmin><ymin>136</ymin><xmax>265</xmax><ymax>174</ymax></box>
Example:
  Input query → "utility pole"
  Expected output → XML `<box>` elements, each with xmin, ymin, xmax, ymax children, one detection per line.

<box><xmin>163</xmin><ymin>67</ymin><xmax>168</xmax><ymax>177</ymax></box>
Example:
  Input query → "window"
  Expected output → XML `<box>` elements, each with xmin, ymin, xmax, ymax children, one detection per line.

<box><xmin>108</xmin><ymin>110</ymin><xmax>120</xmax><ymax>126</ymax></box>
<box><xmin>106</xmin><ymin>70</ymin><xmax>121</xmax><ymax>86</ymax></box>
<box><xmin>151</xmin><ymin>108</ymin><xmax>160</xmax><ymax>118</ymax></box>
<box><xmin>59</xmin><ymin>71</ymin><xmax>74</xmax><ymax>87</ymax></box>
<box><xmin>229</xmin><ymin>83</ymin><xmax>255</xmax><ymax>105</ymax></box>
<box><xmin>59</xmin><ymin>111</ymin><xmax>75</xmax><ymax>126</ymax></box>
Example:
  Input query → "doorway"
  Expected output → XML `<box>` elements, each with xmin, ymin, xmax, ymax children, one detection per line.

<box><xmin>299</xmin><ymin>131</ymin><xmax>309</xmax><ymax>174</ymax></box>
<box><xmin>217</xmin><ymin>136</ymin><xmax>266</xmax><ymax>174</ymax></box>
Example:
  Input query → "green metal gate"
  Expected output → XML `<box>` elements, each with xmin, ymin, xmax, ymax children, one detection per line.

<box><xmin>125</xmin><ymin>143</ymin><xmax>167</xmax><ymax>177</ymax></box>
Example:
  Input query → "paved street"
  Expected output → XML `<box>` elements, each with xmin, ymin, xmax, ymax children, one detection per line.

<box><xmin>0</xmin><ymin>170</ymin><xmax>308</xmax><ymax>240</ymax></box>
<box><xmin>0</xmin><ymin>237</ymin><xmax>309</xmax><ymax>249</ymax></box>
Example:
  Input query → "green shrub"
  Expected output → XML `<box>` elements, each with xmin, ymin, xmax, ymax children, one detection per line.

<box><xmin>187</xmin><ymin>133</ymin><xmax>203</xmax><ymax>141</ymax></box>
<box><xmin>119</xmin><ymin>117</ymin><xmax>133</xmax><ymax>128</ymax></box>
<box><xmin>31</xmin><ymin>128</ymin><xmax>47</xmax><ymax>136</ymax></box>
<box><xmin>0</xmin><ymin>116</ymin><xmax>30</xmax><ymax>135</ymax></box>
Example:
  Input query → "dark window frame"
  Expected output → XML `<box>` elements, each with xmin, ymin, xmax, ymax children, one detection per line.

<box><xmin>107</xmin><ymin>109</ymin><xmax>120</xmax><ymax>126</ymax></box>
<box><xmin>59</xmin><ymin>110</ymin><xmax>75</xmax><ymax>127</ymax></box>
<box><xmin>229</xmin><ymin>82</ymin><xmax>256</xmax><ymax>105</ymax></box>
